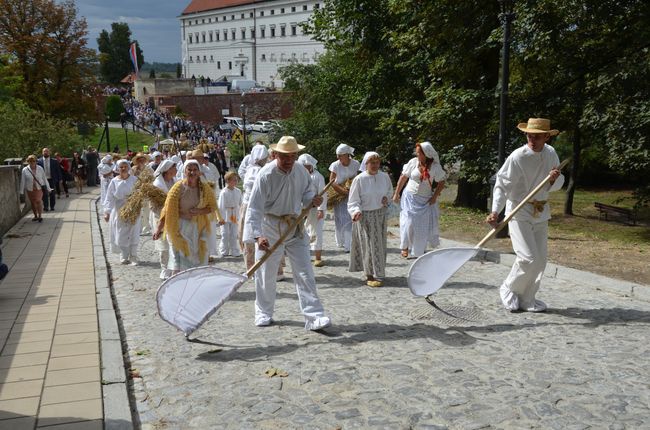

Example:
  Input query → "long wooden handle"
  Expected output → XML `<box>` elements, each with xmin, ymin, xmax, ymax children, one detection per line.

<box><xmin>476</xmin><ymin>158</ymin><xmax>571</xmax><ymax>249</ymax></box>
<box><xmin>245</xmin><ymin>179</ymin><xmax>334</xmax><ymax>278</ymax></box>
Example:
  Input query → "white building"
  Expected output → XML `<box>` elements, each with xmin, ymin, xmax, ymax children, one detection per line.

<box><xmin>180</xmin><ymin>0</ymin><xmax>325</xmax><ymax>88</ymax></box>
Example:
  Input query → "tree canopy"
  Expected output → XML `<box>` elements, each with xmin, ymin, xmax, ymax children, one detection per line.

<box><xmin>281</xmin><ymin>0</ymin><xmax>650</xmax><ymax>210</ymax></box>
<box><xmin>0</xmin><ymin>0</ymin><xmax>97</xmax><ymax>120</ymax></box>
<box><xmin>97</xmin><ymin>22</ymin><xmax>144</xmax><ymax>84</ymax></box>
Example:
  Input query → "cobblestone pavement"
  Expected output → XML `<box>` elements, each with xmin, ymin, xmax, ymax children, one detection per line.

<box><xmin>98</xmin><ymin>210</ymin><xmax>650</xmax><ymax>430</ymax></box>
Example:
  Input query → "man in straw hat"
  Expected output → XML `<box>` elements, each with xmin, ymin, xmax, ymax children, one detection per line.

<box><xmin>243</xmin><ymin>136</ymin><xmax>331</xmax><ymax>330</ymax></box>
<box><xmin>487</xmin><ymin>118</ymin><xmax>564</xmax><ymax>313</ymax></box>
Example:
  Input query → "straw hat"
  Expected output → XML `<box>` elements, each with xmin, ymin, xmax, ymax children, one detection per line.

<box><xmin>132</xmin><ymin>152</ymin><xmax>149</xmax><ymax>163</ymax></box>
<box><xmin>270</xmin><ymin>136</ymin><xmax>305</xmax><ymax>154</ymax></box>
<box><xmin>517</xmin><ymin>118</ymin><xmax>559</xmax><ymax>136</ymax></box>
<box><xmin>190</xmin><ymin>149</ymin><xmax>204</xmax><ymax>159</ymax></box>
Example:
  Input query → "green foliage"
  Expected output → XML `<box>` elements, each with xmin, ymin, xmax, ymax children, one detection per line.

<box><xmin>149</xmin><ymin>69</ymin><xmax>156</xmax><ymax>79</ymax></box>
<box><xmin>0</xmin><ymin>100</ymin><xmax>84</xmax><ymax>161</ymax></box>
<box><xmin>97</xmin><ymin>23</ymin><xmax>144</xmax><ymax>84</ymax></box>
<box><xmin>105</xmin><ymin>95</ymin><xmax>124</xmax><ymax>121</ymax></box>
<box><xmin>0</xmin><ymin>55</ymin><xmax>21</xmax><ymax>102</ymax></box>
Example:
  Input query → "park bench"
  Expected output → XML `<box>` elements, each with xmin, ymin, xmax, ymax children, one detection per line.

<box><xmin>594</xmin><ymin>202</ymin><xmax>636</xmax><ymax>225</ymax></box>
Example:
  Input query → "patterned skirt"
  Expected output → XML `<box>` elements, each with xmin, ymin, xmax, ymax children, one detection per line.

<box><xmin>349</xmin><ymin>207</ymin><xmax>387</xmax><ymax>278</ymax></box>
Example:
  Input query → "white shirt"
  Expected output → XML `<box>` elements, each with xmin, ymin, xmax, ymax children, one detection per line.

<box><xmin>238</xmin><ymin>154</ymin><xmax>251</xmax><ymax>179</ymax></box>
<box><xmin>308</xmin><ymin>170</ymin><xmax>327</xmax><ymax>211</ymax></box>
<box><xmin>348</xmin><ymin>171</ymin><xmax>394</xmax><ymax>216</ymax></box>
<box><xmin>328</xmin><ymin>159</ymin><xmax>360</xmax><ymax>184</ymax></box>
<box><xmin>218</xmin><ymin>187</ymin><xmax>243</xmax><ymax>224</ymax></box>
<box><xmin>401</xmin><ymin>158</ymin><xmax>447</xmax><ymax>197</ymax></box>
<box><xmin>20</xmin><ymin>165</ymin><xmax>51</xmax><ymax>194</ymax></box>
<box><xmin>42</xmin><ymin>157</ymin><xmax>51</xmax><ymax>179</ymax></box>
<box><xmin>243</xmin><ymin>160</ymin><xmax>315</xmax><ymax>242</ymax></box>
<box><xmin>492</xmin><ymin>144</ymin><xmax>564</xmax><ymax>223</ymax></box>
<box><xmin>242</xmin><ymin>164</ymin><xmax>262</xmax><ymax>205</ymax></box>
<box><xmin>104</xmin><ymin>175</ymin><xmax>138</xmax><ymax>215</ymax></box>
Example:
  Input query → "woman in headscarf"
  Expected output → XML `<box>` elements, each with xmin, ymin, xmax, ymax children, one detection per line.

<box><xmin>239</xmin><ymin>144</ymin><xmax>269</xmax><ymax>270</ymax></box>
<box><xmin>328</xmin><ymin>144</ymin><xmax>360</xmax><ymax>252</ymax></box>
<box><xmin>131</xmin><ymin>152</ymin><xmax>154</xmax><ymax>235</ymax></box>
<box><xmin>20</xmin><ymin>154</ymin><xmax>51</xmax><ymax>222</ymax></box>
<box><xmin>104</xmin><ymin>160</ymin><xmax>141</xmax><ymax>265</ymax></box>
<box><xmin>348</xmin><ymin>152</ymin><xmax>393</xmax><ymax>287</ymax></box>
<box><xmin>392</xmin><ymin>141</ymin><xmax>447</xmax><ymax>258</ymax></box>
<box><xmin>151</xmin><ymin>160</ymin><xmax>177</xmax><ymax>279</ymax></box>
<box><xmin>298</xmin><ymin>153</ymin><xmax>328</xmax><ymax>267</ymax></box>
<box><xmin>153</xmin><ymin>160</ymin><xmax>222</xmax><ymax>273</ymax></box>
<box><xmin>98</xmin><ymin>154</ymin><xmax>114</xmax><ymax>204</ymax></box>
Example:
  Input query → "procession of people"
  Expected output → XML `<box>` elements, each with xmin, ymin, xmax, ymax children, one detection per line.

<box><xmin>18</xmin><ymin>116</ymin><xmax>565</xmax><ymax>332</ymax></box>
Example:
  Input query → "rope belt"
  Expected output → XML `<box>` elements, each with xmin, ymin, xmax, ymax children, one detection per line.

<box><xmin>266</xmin><ymin>213</ymin><xmax>304</xmax><ymax>238</ymax></box>
<box><xmin>528</xmin><ymin>199</ymin><xmax>547</xmax><ymax>218</ymax></box>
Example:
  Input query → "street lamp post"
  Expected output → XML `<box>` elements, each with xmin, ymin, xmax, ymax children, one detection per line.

<box><xmin>497</xmin><ymin>0</ymin><xmax>515</xmax><ymax>168</ymax></box>
<box><xmin>240</xmin><ymin>98</ymin><xmax>248</xmax><ymax>155</ymax></box>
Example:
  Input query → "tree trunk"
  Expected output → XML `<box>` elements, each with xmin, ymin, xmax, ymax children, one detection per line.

<box><xmin>564</xmin><ymin>78</ymin><xmax>585</xmax><ymax>216</ymax></box>
<box><xmin>455</xmin><ymin>178</ymin><xmax>488</xmax><ymax>210</ymax></box>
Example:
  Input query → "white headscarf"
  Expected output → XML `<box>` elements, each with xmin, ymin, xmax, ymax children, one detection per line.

<box><xmin>250</xmin><ymin>145</ymin><xmax>269</xmax><ymax>164</ymax></box>
<box><xmin>359</xmin><ymin>151</ymin><xmax>380</xmax><ymax>172</ymax></box>
<box><xmin>297</xmin><ymin>153</ymin><xmax>317</xmax><ymax>167</ymax></box>
<box><xmin>183</xmin><ymin>159</ymin><xmax>200</xmax><ymax>171</ymax></box>
<box><xmin>154</xmin><ymin>159</ymin><xmax>176</xmax><ymax>177</ymax></box>
<box><xmin>152</xmin><ymin>151</ymin><xmax>162</xmax><ymax>158</ymax></box>
<box><xmin>170</xmin><ymin>155</ymin><xmax>181</xmax><ymax>164</ymax></box>
<box><xmin>419</xmin><ymin>141</ymin><xmax>440</xmax><ymax>164</ymax></box>
<box><xmin>101</xmin><ymin>155</ymin><xmax>112</xmax><ymax>164</ymax></box>
<box><xmin>336</xmin><ymin>144</ymin><xmax>354</xmax><ymax>156</ymax></box>
<box><xmin>116</xmin><ymin>159</ymin><xmax>129</xmax><ymax>168</ymax></box>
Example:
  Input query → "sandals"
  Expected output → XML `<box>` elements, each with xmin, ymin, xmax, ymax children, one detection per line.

<box><xmin>366</xmin><ymin>280</ymin><xmax>383</xmax><ymax>288</ymax></box>
<box><xmin>400</xmin><ymin>249</ymin><xmax>409</xmax><ymax>258</ymax></box>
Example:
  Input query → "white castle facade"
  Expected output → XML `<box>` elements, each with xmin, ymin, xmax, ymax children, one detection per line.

<box><xmin>180</xmin><ymin>0</ymin><xmax>325</xmax><ymax>88</ymax></box>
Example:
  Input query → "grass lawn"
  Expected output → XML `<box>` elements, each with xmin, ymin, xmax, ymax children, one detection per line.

<box><xmin>437</xmin><ymin>185</ymin><xmax>650</xmax><ymax>285</ymax></box>
<box><xmin>87</xmin><ymin>127</ymin><xmax>158</xmax><ymax>154</ymax></box>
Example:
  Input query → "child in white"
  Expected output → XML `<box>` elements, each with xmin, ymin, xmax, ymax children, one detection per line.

<box><xmin>218</xmin><ymin>171</ymin><xmax>243</xmax><ymax>257</ymax></box>
<box><xmin>298</xmin><ymin>154</ymin><xmax>328</xmax><ymax>266</ymax></box>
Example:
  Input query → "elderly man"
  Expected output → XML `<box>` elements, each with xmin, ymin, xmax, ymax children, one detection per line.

<box><xmin>244</xmin><ymin>136</ymin><xmax>331</xmax><ymax>330</ymax></box>
<box><xmin>487</xmin><ymin>118</ymin><xmax>564</xmax><ymax>313</ymax></box>
<box><xmin>37</xmin><ymin>147</ymin><xmax>63</xmax><ymax>211</ymax></box>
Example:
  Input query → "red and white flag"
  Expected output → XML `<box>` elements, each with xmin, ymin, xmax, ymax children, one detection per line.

<box><xmin>129</xmin><ymin>42</ymin><xmax>139</xmax><ymax>75</ymax></box>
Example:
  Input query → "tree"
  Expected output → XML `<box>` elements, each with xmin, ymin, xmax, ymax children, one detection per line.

<box><xmin>97</xmin><ymin>22</ymin><xmax>144</xmax><ymax>84</ymax></box>
<box><xmin>0</xmin><ymin>0</ymin><xmax>98</xmax><ymax>120</ymax></box>
<box><xmin>105</xmin><ymin>95</ymin><xmax>124</xmax><ymax>121</ymax></box>
<box><xmin>149</xmin><ymin>69</ymin><xmax>156</xmax><ymax>79</ymax></box>
<box><xmin>176</xmin><ymin>63</ymin><xmax>182</xmax><ymax>78</ymax></box>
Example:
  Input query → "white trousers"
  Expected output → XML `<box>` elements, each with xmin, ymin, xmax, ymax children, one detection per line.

<box><xmin>333</xmin><ymin>199</ymin><xmax>352</xmax><ymax>251</ymax></box>
<box><xmin>140</xmin><ymin>204</ymin><xmax>151</xmax><ymax>234</ymax></box>
<box><xmin>502</xmin><ymin>220</ymin><xmax>548</xmax><ymax>308</ymax></box>
<box><xmin>220</xmin><ymin>222</ymin><xmax>241</xmax><ymax>256</ymax></box>
<box><xmin>254</xmin><ymin>217</ymin><xmax>326</xmax><ymax>324</ymax></box>
<box><xmin>305</xmin><ymin>208</ymin><xmax>324</xmax><ymax>251</ymax></box>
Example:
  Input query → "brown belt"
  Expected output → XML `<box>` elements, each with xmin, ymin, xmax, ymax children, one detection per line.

<box><xmin>267</xmin><ymin>214</ymin><xmax>304</xmax><ymax>238</ymax></box>
<box><xmin>528</xmin><ymin>200</ymin><xmax>547</xmax><ymax>218</ymax></box>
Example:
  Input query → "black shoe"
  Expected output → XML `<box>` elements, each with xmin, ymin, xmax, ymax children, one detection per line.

<box><xmin>44</xmin><ymin>208</ymin><xmax>49</xmax><ymax>212</ymax></box>
<box><xmin>38</xmin><ymin>217</ymin><xmax>43</xmax><ymax>222</ymax></box>
<box><xmin>32</xmin><ymin>217</ymin><xmax>38</xmax><ymax>222</ymax></box>
<box><xmin>50</xmin><ymin>207</ymin><xmax>55</xmax><ymax>211</ymax></box>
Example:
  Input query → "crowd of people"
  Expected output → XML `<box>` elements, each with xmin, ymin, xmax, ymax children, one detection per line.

<box><xmin>19</xmin><ymin>115</ymin><xmax>565</xmax><ymax>329</ymax></box>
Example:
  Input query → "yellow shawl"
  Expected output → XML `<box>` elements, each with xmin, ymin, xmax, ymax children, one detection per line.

<box><xmin>161</xmin><ymin>179</ymin><xmax>222</xmax><ymax>262</ymax></box>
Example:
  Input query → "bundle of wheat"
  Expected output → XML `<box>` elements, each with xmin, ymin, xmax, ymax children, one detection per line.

<box><xmin>327</xmin><ymin>178</ymin><xmax>353</xmax><ymax>210</ymax></box>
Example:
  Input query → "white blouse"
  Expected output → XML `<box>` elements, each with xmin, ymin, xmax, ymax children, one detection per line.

<box><xmin>347</xmin><ymin>171</ymin><xmax>394</xmax><ymax>216</ymax></box>
<box><xmin>329</xmin><ymin>159</ymin><xmax>361</xmax><ymax>184</ymax></box>
<box><xmin>20</xmin><ymin>165</ymin><xmax>52</xmax><ymax>194</ymax></box>
<box><xmin>401</xmin><ymin>158</ymin><xmax>447</xmax><ymax>197</ymax></box>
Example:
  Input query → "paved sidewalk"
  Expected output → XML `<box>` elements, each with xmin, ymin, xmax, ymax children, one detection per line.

<box><xmin>0</xmin><ymin>189</ymin><xmax>129</xmax><ymax>430</ymax></box>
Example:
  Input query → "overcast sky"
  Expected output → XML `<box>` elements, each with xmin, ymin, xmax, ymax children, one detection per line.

<box><xmin>73</xmin><ymin>0</ymin><xmax>188</xmax><ymax>63</ymax></box>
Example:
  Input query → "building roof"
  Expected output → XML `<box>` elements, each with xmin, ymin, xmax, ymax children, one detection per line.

<box><xmin>182</xmin><ymin>0</ymin><xmax>267</xmax><ymax>15</ymax></box>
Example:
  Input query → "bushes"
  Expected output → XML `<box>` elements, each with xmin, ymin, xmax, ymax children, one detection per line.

<box><xmin>105</xmin><ymin>95</ymin><xmax>124</xmax><ymax>121</ymax></box>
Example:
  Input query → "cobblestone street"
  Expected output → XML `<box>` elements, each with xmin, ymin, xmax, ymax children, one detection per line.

<box><xmin>98</xmin><ymin>207</ymin><xmax>650</xmax><ymax>429</ymax></box>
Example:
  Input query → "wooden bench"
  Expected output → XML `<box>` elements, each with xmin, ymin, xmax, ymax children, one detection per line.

<box><xmin>594</xmin><ymin>202</ymin><xmax>636</xmax><ymax>225</ymax></box>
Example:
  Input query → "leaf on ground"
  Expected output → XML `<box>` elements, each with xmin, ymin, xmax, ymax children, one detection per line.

<box><xmin>207</xmin><ymin>348</ymin><xmax>222</xmax><ymax>354</ymax></box>
<box><xmin>265</xmin><ymin>367</ymin><xmax>289</xmax><ymax>378</ymax></box>
<box><xmin>135</xmin><ymin>349</ymin><xmax>150</xmax><ymax>356</ymax></box>
<box><xmin>129</xmin><ymin>368</ymin><xmax>141</xmax><ymax>378</ymax></box>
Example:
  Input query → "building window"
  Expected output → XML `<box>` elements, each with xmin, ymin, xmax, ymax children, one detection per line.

<box><xmin>251</xmin><ymin>28</ymin><xmax>256</xmax><ymax>38</ymax></box>
<box><xmin>216</xmin><ymin>31</ymin><xmax>219</xmax><ymax>41</ymax></box>
<box><xmin>315</xmin><ymin>3</ymin><xmax>320</xmax><ymax>9</ymax></box>
<box><xmin>291</xmin><ymin>25</ymin><xmax>297</xmax><ymax>36</ymax></box>
<box><xmin>249</xmin><ymin>12</ymin><xmax>253</xmax><ymax>18</ymax></box>
<box><xmin>291</xmin><ymin>6</ymin><xmax>296</xmax><ymax>12</ymax></box>
<box><xmin>281</xmin><ymin>8</ymin><xmax>285</xmax><ymax>13</ymax></box>
<box><xmin>209</xmin><ymin>32</ymin><xmax>213</xmax><ymax>42</ymax></box>
<box><xmin>217</xmin><ymin>61</ymin><xmax>221</xmax><ymax>69</ymax></box>
<box><xmin>203</xmin><ymin>56</ymin><xmax>207</xmax><ymax>63</ymax></box>
<box><xmin>202</xmin><ymin>33</ymin><xmax>206</xmax><ymax>43</ymax></box>
<box><xmin>222</xmin><ymin>16</ymin><xmax>226</xmax><ymax>21</ymax></box>
<box><xmin>231</xmin><ymin>14</ymin><xmax>234</xmax><ymax>20</ymax></box>
<box><xmin>228</xmin><ymin>61</ymin><xmax>232</xmax><ymax>70</ymax></box>
<box><xmin>260</xmin><ymin>26</ymin><xmax>265</xmax><ymax>38</ymax></box>
<box><xmin>196</xmin><ymin>56</ymin><xmax>200</xmax><ymax>62</ymax></box>
<box><xmin>208</xmin><ymin>18</ymin><xmax>211</xmax><ymax>23</ymax></box>
<box><xmin>261</xmin><ymin>54</ymin><xmax>266</xmax><ymax>61</ymax></box>
<box><xmin>210</xmin><ymin>55</ymin><xmax>214</xmax><ymax>62</ymax></box>
<box><xmin>241</xmin><ymin>29</ymin><xmax>246</xmax><ymax>39</ymax></box>
<box><xmin>188</xmin><ymin>20</ymin><xmax>191</xmax><ymax>26</ymax></box>
<box><xmin>189</xmin><ymin>57</ymin><xmax>193</xmax><ymax>63</ymax></box>
<box><xmin>280</xmin><ymin>26</ymin><xmax>286</xmax><ymax>37</ymax></box>
<box><xmin>303</xmin><ymin>5</ymin><xmax>308</xmax><ymax>11</ymax></box>
<box><xmin>223</xmin><ymin>30</ymin><xmax>228</xmax><ymax>40</ymax></box>
<box><xmin>195</xmin><ymin>20</ymin><xmax>198</xmax><ymax>24</ymax></box>
<box><xmin>260</xmin><ymin>10</ymin><xmax>264</xmax><ymax>16</ymax></box>
<box><xmin>188</xmin><ymin>35</ymin><xmax>193</xmax><ymax>44</ymax></box>
<box><xmin>231</xmin><ymin>29</ymin><xmax>236</xmax><ymax>40</ymax></box>
<box><xmin>271</xmin><ymin>9</ymin><xmax>274</xmax><ymax>15</ymax></box>
<box><xmin>241</xmin><ymin>13</ymin><xmax>244</xmax><ymax>19</ymax></box>
<box><xmin>270</xmin><ymin>27</ymin><xmax>275</xmax><ymax>37</ymax></box>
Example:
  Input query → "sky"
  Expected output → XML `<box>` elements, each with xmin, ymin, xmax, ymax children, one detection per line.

<box><xmin>72</xmin><ymin>0</ymin><xmax>188</xmax><ymax>63</ymax></box>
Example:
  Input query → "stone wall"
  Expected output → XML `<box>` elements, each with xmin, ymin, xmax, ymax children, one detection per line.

<box><xmin>157</xmin><ymin>91</ymin><xmax>294</xmax><ymax>124</ymax></box>
<box><xmin>0</xmin><ymin>166</ymin><xmax>24</xmax><ymax>238</ymax></box>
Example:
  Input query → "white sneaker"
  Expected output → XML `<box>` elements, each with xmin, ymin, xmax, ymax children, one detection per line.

<box><xmin>160</xmin><ymin>269</ymin><xmax>170</xmax><ymax>280</ymax></box>
<box><xmin>255</xmin><ymin>315</ymin><xmax>273</xmax><ymax>327</ymax></box>
<box><xmin>120</xmin><ymin>259</ymin><xmax>130</xmax><ymax>265</ymax></box>
<box><xmin>305</xmin><ymin>316</ymin><xmax>331</xmax><ymax>331</ymax></box>
<box><xmin>523</xmin><ymin>299</ymin><xmax>547</xmax><ymax>313</ymax></box>
<box><xmin>499</xmin><ymin>285</ymin><xmax>519</xmax><ymax>311</ymax></box>
<box><xmin>129</xmin><ymin>260</ymin><xmax>138</xmax><ymax>266</ymax></box>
